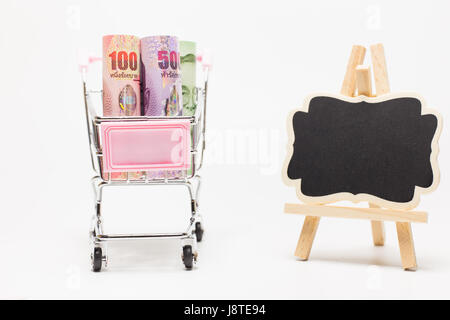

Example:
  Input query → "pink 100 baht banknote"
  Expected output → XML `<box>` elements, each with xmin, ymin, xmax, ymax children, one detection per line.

<box><xmin>102</xmin><ymin>35</ymin><xmax>142</xmax><ymax>180</ymax></box>
<box><xmin>102</xmin><ymin>34</ymin><xmax>141</xmax><ymax>117</ymax></box>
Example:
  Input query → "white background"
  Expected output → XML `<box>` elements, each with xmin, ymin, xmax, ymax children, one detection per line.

<box><xmin>1</xmin><ymin>0</ymin><xmax>450</xmax><ymax>299</ymax></box>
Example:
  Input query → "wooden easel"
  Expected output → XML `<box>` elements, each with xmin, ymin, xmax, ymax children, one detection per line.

<box><xmin>285</xmin><ymin>44</ymin><xmax>426</xmax><ymax>271</ymax></box>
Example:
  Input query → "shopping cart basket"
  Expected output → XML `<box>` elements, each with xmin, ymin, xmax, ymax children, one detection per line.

<box><xmin>80</xmin><ymin>57</ymin><xmax>210</xmax><ymax>271</ymax></box>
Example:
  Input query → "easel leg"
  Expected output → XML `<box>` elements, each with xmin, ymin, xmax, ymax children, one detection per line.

<box><xmin>396</xmin><ymin>222</ymin><xmax>417</xmax><ymax>271</ymax></box>
<box><xmin>371</xmin><ymin>221</ymin><xmax>385</xmax><ymax>246</ymax></box>
<box><xmin>369</xmin><ymin>203</ymin><xmax>385</xmax><ymax>246</ymax></box>
<box><xmin>295</xmin><ymin>216</ymin><xmax>320</xmax><ymax>260</ymax></box>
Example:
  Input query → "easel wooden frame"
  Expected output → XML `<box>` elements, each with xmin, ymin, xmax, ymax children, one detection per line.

<box><xmin>284</xmin><ymin>44</ymin><xmax>441</xmax><ymax>271</ymax></box>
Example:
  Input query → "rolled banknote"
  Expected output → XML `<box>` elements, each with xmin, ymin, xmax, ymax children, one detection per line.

<box><xmin>180</xmin><ymin>41</ymin><xmax>197</xmax><ymax>177</ymax></box>
<box><xmin>180</xmin><ymin>41</ymin><xmax>197</xmax><ymax>116</ymax></box>
<box><xmin>141</xmin><ymin>36</ymin><xmax>185</xmax><ymax>179</ymax></box>
<box><xmin>103</xmin><ymin>35</ymin><xmax>140</xmax><ymax>116</ymax></box>
<box><xmin>102</xmin><ymin>35</ymin><xmax>142</xmax><ymax>180</ymax></box>
<box><xmin>140</xmin><ymin>36</ymin><xmax>183</xmax><ymax>116</ymax></box>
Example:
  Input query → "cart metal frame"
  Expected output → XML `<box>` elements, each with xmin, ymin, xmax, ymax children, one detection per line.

<box><xmin>81</xmin><ymin>66</ymin><xmax>209</xmax><ymax>271</ymax></box>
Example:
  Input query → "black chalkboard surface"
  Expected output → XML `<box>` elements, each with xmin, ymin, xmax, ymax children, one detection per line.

<box><xmin>284</xmin><ymin>93</ymin><xmax>442</xmax><ymax>209</ymax></box>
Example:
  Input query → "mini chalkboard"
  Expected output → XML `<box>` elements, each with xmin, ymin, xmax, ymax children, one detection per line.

<box><xmin>284</xmin><ymin>93</ymin><xmax>442</xmax><ymax>210</ymax></box>
<box><xmin>283</xmin><ymin>44</ymin><xmax>443</xmax><ymax>270</ymax></box>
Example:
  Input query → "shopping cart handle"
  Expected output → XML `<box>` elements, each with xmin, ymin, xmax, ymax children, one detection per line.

<box><xmin>78</xmin><ymin>49</ymin><xmax>102</xmax><ymax>72</ymax></box>
<box><xmin>89</xmin><ymin>56</ymin><xmax>102</xmax><ymax>64</ymax></box>
<box><xmin>197</xmin><ymin>48</ymin><xmax>213</xmax><ymax>71</ymax></box>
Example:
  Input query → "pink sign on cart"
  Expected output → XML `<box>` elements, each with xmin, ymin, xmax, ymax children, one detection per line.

<box><xmin>101</xmin><ymin>120</ymin><xmax>191</xmax><ymax>173</ymax></box>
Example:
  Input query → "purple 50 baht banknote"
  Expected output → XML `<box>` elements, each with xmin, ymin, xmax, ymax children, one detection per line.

<box><xmin>140</xmin><ymin>35</ymin><xmax>183</xmax><ymax>116</ymax></box>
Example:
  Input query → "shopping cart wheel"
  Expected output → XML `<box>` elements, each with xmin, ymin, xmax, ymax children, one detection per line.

<box><xmin>195</xmin><ymin>222</ymin><xmax>204</xmax><ymax>242</ymax></box>
<box><xmin>182</xmin><ymin>245</ymin><xmax>194</xmax><ymax>270</ymax></box>
<box><xmin>92</xmin><ymin>247</ymin><xmax>103</xmax><ymax>272</ymax></box>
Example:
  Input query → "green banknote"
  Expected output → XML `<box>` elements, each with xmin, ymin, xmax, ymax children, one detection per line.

<box><xmin>180</xmin><ymin>41</ymin><xmax>197</xmax><ymax>116</ymax></box>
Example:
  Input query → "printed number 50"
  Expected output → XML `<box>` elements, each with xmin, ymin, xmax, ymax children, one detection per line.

<box><xmin>158</xmin><ymin>50</ymin><xmax>179</xmax><ymax>70</ymax></box>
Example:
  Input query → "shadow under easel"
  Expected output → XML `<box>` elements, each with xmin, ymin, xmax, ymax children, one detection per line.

<box><xmin>296</xmin><ymin>245</ymin><xmax>435</xmax><ymax>272</ymax></box>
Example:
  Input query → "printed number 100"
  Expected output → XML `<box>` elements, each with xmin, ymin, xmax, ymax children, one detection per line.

<box><xmin>109</xmin><ymin>51</ymin><xmax>138</xmax><ymax>71</ymax></box>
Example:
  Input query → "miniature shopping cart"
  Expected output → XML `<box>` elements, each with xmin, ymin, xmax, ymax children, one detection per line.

<box><xmin>80</xmin><ymin>59</ymin><xmax>210</xmax><ymax>272</ymax></box>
